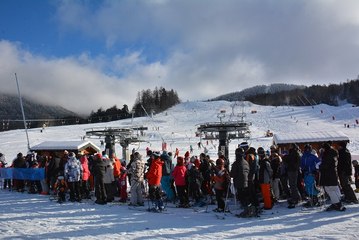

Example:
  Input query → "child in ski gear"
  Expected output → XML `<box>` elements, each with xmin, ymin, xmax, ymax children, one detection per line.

<box><xmin>54</xmin><ymin>175</ymin><xmax>68</xmax><ymax>203</ymax></box>
<box><xmin>118</xmin><ymin>163</ymin><xmax>128</xmax><ymax>203</ymax></box>
<box><xmin>128</xmin><ymin>152</ymin><xmax>145</xmax><ymax>206</ymax></box>
<box><xmin>172</xmin><ymin>156</ymin><xmax>189</xmax><ymax>208</ymax></box>
<box><xmin>212</xmin><ymin>158</ymin><xmax>230</xmax><ymax>212</ymax></box>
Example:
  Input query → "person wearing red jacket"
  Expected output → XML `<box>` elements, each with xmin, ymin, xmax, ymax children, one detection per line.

<box><xmin>172</xmin><ymin>156</ymin><xmax>189</xmax><ymax>208</ymax></box>
<box><xmin>146</xmin><ymin>151</ymin><xmax>164</xmax><ymax>211</ymax></box>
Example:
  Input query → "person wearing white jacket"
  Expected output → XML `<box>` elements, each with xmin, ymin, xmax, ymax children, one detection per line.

<box><xmin>64</xmin><ymin>152</ymin><xmax>83</xmax><ymax>202</ymax></box>
<box><xmin>103</xmin><ymin>155</ymin><xmax>115</xmax><ymax>202</ymax></box>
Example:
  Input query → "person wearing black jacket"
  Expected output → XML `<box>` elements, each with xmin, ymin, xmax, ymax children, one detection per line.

<box><xmin>320</xmin><ymin>142</ymin><xmax>346</xmax><ymax>211</ymax></box>
<box><xmin>47</xmin><ymin>152</ymin><xmax>60</xmax><ymax>192</ymax></box>
<box><xmin>285</xmin><ymin>143</ymin><xmax>302</xmax><ymax>208</ymax></box>
<box><xmin>337</xmin><ymin>142</ymin><xmax>358</xmax><ymax>204</ymax></box>
<box><xmin>92</xmin><ymin>153</ymin><xmax>107</xmax><ymax>204</ymax></box>
<box><xmin>12</xmin><ymin>152</ymin><xmax>27</xmax><ymax>192</ymax></box>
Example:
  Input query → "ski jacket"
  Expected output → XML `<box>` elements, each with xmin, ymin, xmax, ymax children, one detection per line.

<box><xmin>285</xmin><ymin>147</ymin><xmax>301</xmax><ymax>172</ymax></box>
<box><xmin>13</xmin><ymin>156</ymin><xmax>27</xmax><ymax>168</ymax></box>
<box><xmin>258</xmin><ymin>157</ymin><xmax>273</xmax><ymax>184</ymax></box>
<box><xmin>187</xmin><ymin>166</ymin><xmax>203</xmax><ymax>186</ymax></box>
<box><xmin>161</xmin><ymin>151</ymin><xmax>173</xmax><ymax>176</ymax></box>
<box><xmin>80</xmin><ymin>156</ymin><xmax>90</xmax><ymax>181</ymax></box>
<box><xmin>146</xmin><ymin>157</ymin><xmax>163</xmax><ymax>186</ymax></box>
<box><xmin>92</xmin><ymin>156</ymin><xmax>106</xmax><ymax>179</ymax></box>
<box><xmin>301</xmin><ymin>151</ymin><xmax>320</xmax><ymax>175</ymax></box>
<box><xmin>230</xmin><ymin>155</ymin><xmax>249</xmax><ymax>189</ymax></box>
<box><xmin>47</xmin><ymin>157</ymin><xmax>60</xmax><ymax>179</ymax></box>
<box><xmin>212</xmin><ymin>167</ymin><xmax>229</xmax><ymax>191</ymax></box>
<box><xmin>338</xmin><ymin>148</ymin><xmax>352</xmax><ymax>176</ymax></box>
<box><xmin>319</xmin><ymin>146</ymin><xmax>339</xmax><ymax>186</ymax></box>
<box><xmin>269</xmin><ymin>153</ymin><xmax>282</xmax><ymax>179</ymax></box>
<box><xmin>128</xmin><ymin>155</ymin><xmax>145</xmax><ymax>183</ymax></box>
<box><xmin>113</xmin><ymin>157</ymin><xmax>122</xmax><ymax>178</ymax></box>
<box><xmin>103</xmin><ymin>158</ymin><xmax>114</xmax><ymax>184</ymax></box>
<box><xmin>64</xmin><ymin>156</ymin><xmax>83</xmax><ymax>182</ymax></box>
<box><xmin>172</xmin><ymin>165</ymin><xmax>187</xmax><ymax>186</ymax></box>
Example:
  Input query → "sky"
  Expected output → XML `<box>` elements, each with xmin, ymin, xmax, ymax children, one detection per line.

<box><xmin>1</xmin><ymin>0</ymin><xmax>359</xmax><ymax>114</ymax></box>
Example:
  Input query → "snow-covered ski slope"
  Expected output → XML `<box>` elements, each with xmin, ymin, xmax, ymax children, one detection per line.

<box><xmin>1</xmin><ymin>101</ymin><xmax>359</xmax><ymax>239</ymax></box>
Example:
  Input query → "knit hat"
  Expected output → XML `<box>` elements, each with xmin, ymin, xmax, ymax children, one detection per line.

<box><xmin>257</xmin><ymin>147</ymin><xmax>265</xmax><ymax>156</ymax></box>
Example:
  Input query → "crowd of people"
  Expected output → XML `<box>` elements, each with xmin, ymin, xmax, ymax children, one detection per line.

<box><xmin>0</xmin><ymin>140</ymin><xmax>358</xmax><ymax>217</ymax></box>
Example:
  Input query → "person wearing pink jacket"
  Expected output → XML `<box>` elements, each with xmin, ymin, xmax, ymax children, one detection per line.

<box><xmin>79</xmin><ymin>152</ymin><xmax>90</xmax><ymax>199</ymax></box>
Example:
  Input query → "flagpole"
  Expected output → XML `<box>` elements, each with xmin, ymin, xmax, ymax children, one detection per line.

<box><xmin>15</xmin><ymin>73</ymin><xmax>30</xmax><ymax>151</ymax></box>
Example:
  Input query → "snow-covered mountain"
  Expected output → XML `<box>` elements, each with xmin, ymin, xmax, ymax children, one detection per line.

<box><xmin>1</xmin><ymin>100</ymin><xmax>359</xmax><ymax>239</ymax></box>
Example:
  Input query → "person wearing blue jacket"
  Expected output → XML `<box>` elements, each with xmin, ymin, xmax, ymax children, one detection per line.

<box><xmin>301</xmin><ymin>144</ymin><xmax>321</xmax><ymax>207</ymax></box>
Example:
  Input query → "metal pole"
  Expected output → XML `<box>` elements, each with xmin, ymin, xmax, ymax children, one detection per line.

<box><xmin>15</xmin><ymin>73</ymin><xmax>30</xmax><ymax>151</ymax></box>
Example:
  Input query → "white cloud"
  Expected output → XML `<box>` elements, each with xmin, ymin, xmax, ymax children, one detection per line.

<box><xmin>0</xmin><ymin>41</ymin><xmax>135</xmax><ymax>114</ymax></box>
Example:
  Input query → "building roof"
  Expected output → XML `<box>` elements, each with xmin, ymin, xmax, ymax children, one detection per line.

<box><xmin>273</xmin><ymin>130</ymin><xmax>350</xmax><ymax>145</ymax></box>
<box><xmin>30</xmin><ymin>140</ymin><xmax>101</xmax><ymax>152</ymax></box>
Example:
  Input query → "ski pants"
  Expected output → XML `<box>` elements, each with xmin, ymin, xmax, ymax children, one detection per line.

<box><xmin>288</xmin><ymin>171</ymin><xmax>301</xmax><ymax>203</ymax></box>
<box><xmin>324</xmin><ymin>185</ymin><xmax>342</xmax><ymax>204</ymax></box>
<box><xmin>130</xmin><ymin>181</ymin><xmax>144</xmax><ymax>205</ymax></box>
<box><xmin>304</xmin><ymin>174</ymin><xmax>319</xmax><ymax>197</ymax></box>
<box><xmin>271</xmin><ymin>178</ymin><xmax>281</xmax><ymax>200</ymax></box>
<box><xmin>339</xmin><ymin>173</ymin><xmax>357</xmax><ymax>202</ymax></box>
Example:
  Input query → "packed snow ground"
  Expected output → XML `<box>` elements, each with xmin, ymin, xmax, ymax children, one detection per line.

<box><xmin>1</xmin><ymin>101</ymin><xmax>359</xmax><ymax>239</ymax></box>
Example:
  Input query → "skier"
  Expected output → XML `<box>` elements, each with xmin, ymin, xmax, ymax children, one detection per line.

<box><xmin>257</xmin><ymin>147</ymin><xmax>274</xmax><ymax>210</ymax></box>
<box><xmin>172</xmin><ymin>156</ymin><xmax>189</xmax><ymax>208</ymax></box>
<box><xmin>54</xmin><ymin>175</ymin><xmax>68</xmax><ymax>203</ymax></box>
<box><xmin>146</xmin><ymin>151</ymin><xmax>165</xmax><ymax>211</ymax></box>
<box><xmin>64</xmin><ymin>152</ymin><xmax>82</xmax><ymax>202</ymax></box>
<box><xmin>128</xmin><ymin>152</ymin><xmax>145</xmax><ymax>206</ymax></box>
<box><xmin>212</xmin><ymin>158</ymin><xmax>230</xmax><ymax>212</ymax></box>
<box><xmin>79</xmin><ymin>151</ymin><xmax>91</xmax><ymax>199</ymax></box>
<box><xmin>301</xmin><ymin>144</ymin><xmax>321</xmax><ymax>207</ymax></box>
<box><xmin>187</xmin><ymin>158</ymin><xmax>204</xmax><ymax>206</ymax></box>
<box><xmin>319</xmin><ymin>142</ymin><xmax>346</xmax><ymax>211</ymax></box>
<box><xmin>337</xmin><ymin>142</ymin><xmax>358</xmax><ymax>204</ymax></box>
<box><xmin>269</xmin><ymin>145</ymin><xmax>282</xmax><ymax>202</ymax></box>
<box><xmin>230</xmin><ymin>147</ymin><xmax>253</xmax><ymax>217</ymax></box>
<box><xmin>161</xmin><ymin>151</ymin><xmax>175</xmax><ymax>202</ymax></box>
<box><xmin>92</xmin><ymin>153</ymin><xmax>107</xmax><ymax>205</ymax></box>
<box><xmin>285</xmin><ymin>143</ymin><xmax>302</xmax><ymax>208</ymax></box>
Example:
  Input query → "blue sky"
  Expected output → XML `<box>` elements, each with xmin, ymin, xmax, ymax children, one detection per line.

<box><xmin>1</xmin><ymin>0</ymin><xmax>359</xmax><ymax>114</ymax></box>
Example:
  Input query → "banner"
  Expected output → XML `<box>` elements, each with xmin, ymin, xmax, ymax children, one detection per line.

<box><xmin>0</xmin><ymin>168</ymin><xmax>45</xmax><ymax>181</ymax></box>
